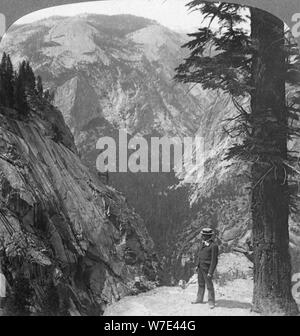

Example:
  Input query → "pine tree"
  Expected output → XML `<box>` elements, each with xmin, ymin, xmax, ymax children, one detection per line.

<box><xmin>18</xmin><ymin>60</ymin><xmax>26</xmax><ymax>83</ymax></box>
<box><xmin>24</xmin><ymin>61</ymin><xmax>36</xmax><ymax>91</ymax></box>
<box><xmin>0</xmin><ymin>54</ymin><xmax>50</xmax><ymax>116</ymax></box>
<box><xmin>3</xmin><ymin>54</ymin><xmax>15</xmax><ymax>108</ymax></box>
<box><xmin>1</xmin><ymin>53</ymin><xmax>8</xmax><ymax>106</ymax></box>
<box><xmin>175</xmin><ymin>2</ymin><xmax>299</xmax><ymax>315</ymax></box>
<box><xmin>0</xmin><ymin>53</ymin><xmax>14</xmax><ymax>109</ymax></box>
<box><xmin>14</xmin><ymin>62</ymin><xmax>29</xmax><ymax>115</ymax></box>
<box><xmin>0</xmin><ymin>53</ymin><xmax>8</xmax><ymax>107</ymax></box>
<box><xmin>0</xmin><ymin>62</ymin><xmax>4</xmax><ymax>107</ymax></box>
<box><xmin>36</xmin><ymin>75</ymin><xmax>43</xmax><ymax>97</ymax></box>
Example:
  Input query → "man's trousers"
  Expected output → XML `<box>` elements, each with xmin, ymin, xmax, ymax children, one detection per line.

<box><xmin>196</xmin><ymin>266</ymin><xmax>215</xmax><ymax>304</ymax></box>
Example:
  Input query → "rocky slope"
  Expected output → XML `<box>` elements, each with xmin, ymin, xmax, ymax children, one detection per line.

<box><xmin>2</xmin><ymin>13</ymin><xmax>299</xmax><ymax>280</ymax></box>
<box><xmin>1</xmin><ymin>14</ymin><xmax>203</xmax><ymax>263</ymax></box>
<box><xmin>0</xmin><ymin>95</ymin><xmax>158</xmax><ymax>315</ymax></box>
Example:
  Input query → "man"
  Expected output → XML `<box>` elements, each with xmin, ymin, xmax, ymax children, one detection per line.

<box><xmin>192</xmin><ymin>228</ymin><xmax>219</xmax><ymax>309</ymax></box>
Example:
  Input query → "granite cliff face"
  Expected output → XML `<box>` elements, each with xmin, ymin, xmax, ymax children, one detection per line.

<box><xmin>0</xmin><ymin>95</ymin><xmax>158</xmax><ymax>315</ymax></box>
<box><xmin>0</xmin><ymin>14</ymin><xmax>202</xmax><ymax>260</ymax></box>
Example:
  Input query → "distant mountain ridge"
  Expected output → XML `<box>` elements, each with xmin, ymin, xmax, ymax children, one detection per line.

<box><xmin>1</xmin><ymin>14</ymin><xmax>200</xmax><ymax>137</ymax></box>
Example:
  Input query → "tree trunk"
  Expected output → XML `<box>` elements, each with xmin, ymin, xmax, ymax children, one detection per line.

<box><xmin>250</xmin><ymin>8</ymin><xmax>298</xmax><ymax>315</ymax></box>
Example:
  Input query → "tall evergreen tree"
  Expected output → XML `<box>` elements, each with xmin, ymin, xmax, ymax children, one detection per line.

<box><xmin>14</xmin><ymin>62</ymin><xmax>29</xmax><ymax>115</ymax></box>
<box><xmin>0</xmin><ymin>53</ymin><xmax>8</xmax><ymax>106</ymax></box>
<box><xmin>0</xmin><ymin>53</ymin><xmax>14</xmax><ymax>108</ymax></box>
<box><xmin>0</xmin><ymin>54</ymin><xmax>49</xmax><ymax>116</ymax></box>
<box><xmin>36</xmin><ymin>75</ymin><xmax>43</xmax><ymax>97</ymax></box>
<box><xmin>24</xmin><ymin>61</ymin><xmax>36</xmax><ymax>91</ymax></box>
<box><xmin>175</xmin><ymin>1</ymin><xmax>299</xmax><ymax>315</ymax></box>
<box><xmin>3</xmin><ymin>54</ymin><xmax>15</xmax><ymax>108</ymax></box>
<box><xmin>0</xmin><ymin>62</ymin><xmax>4</xmax><ymax>107</ymax></box>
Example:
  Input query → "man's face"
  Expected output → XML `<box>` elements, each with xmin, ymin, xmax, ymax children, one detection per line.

<box><xmin>202</xmin><ymin>234</ymin><xmax>211</xmax><ymax>241</ymax></box>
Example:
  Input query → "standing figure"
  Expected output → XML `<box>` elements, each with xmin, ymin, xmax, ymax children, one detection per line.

<box><xmin>192</xmin><ymin>228</ymin><xmax>219</xmax><ymax>309</ymax></box>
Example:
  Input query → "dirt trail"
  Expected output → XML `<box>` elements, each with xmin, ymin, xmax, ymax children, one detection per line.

<box><xmin>104</xmin><ymin>278</ymin><xmax>258</xmax><ymax>316</ymax></box>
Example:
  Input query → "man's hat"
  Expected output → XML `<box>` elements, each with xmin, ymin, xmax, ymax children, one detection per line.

<box><xmin>201</xmin><ymin>228</ymin><xmax>214</xmax><ymax>236</ymax></box>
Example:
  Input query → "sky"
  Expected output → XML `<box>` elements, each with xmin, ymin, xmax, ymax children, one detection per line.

<box><xmin>14</xmin><ymin>0</ymin><xmax>205</xmax><ymax>32</ymax></box>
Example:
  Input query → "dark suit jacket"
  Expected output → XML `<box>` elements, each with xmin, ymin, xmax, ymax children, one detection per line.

<box><xmin>195</xmin><ymin>240</ymin><xmax>219</xmax><ymax>275</ymax></box>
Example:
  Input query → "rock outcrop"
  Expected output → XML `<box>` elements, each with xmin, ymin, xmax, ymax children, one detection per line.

<box><xmin>0</xmin><ymin>97</ymin><xmax>158</xmax><ymax>315</ymax></box>
<box><xmin>0</xmin><ymin>15</ymin><xmax>201</xmax><ymax>265</ymax></box>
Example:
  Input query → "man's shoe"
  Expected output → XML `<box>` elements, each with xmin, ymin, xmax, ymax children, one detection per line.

<box><xmin>191</xmin><ymin>300</ymin><xmax>204</xmax><ymax>304</ymax></box>
<box><xmin>208</xmin><ymin>302</ymin><xmax>215</xmax><ymax>309</ymax></box>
